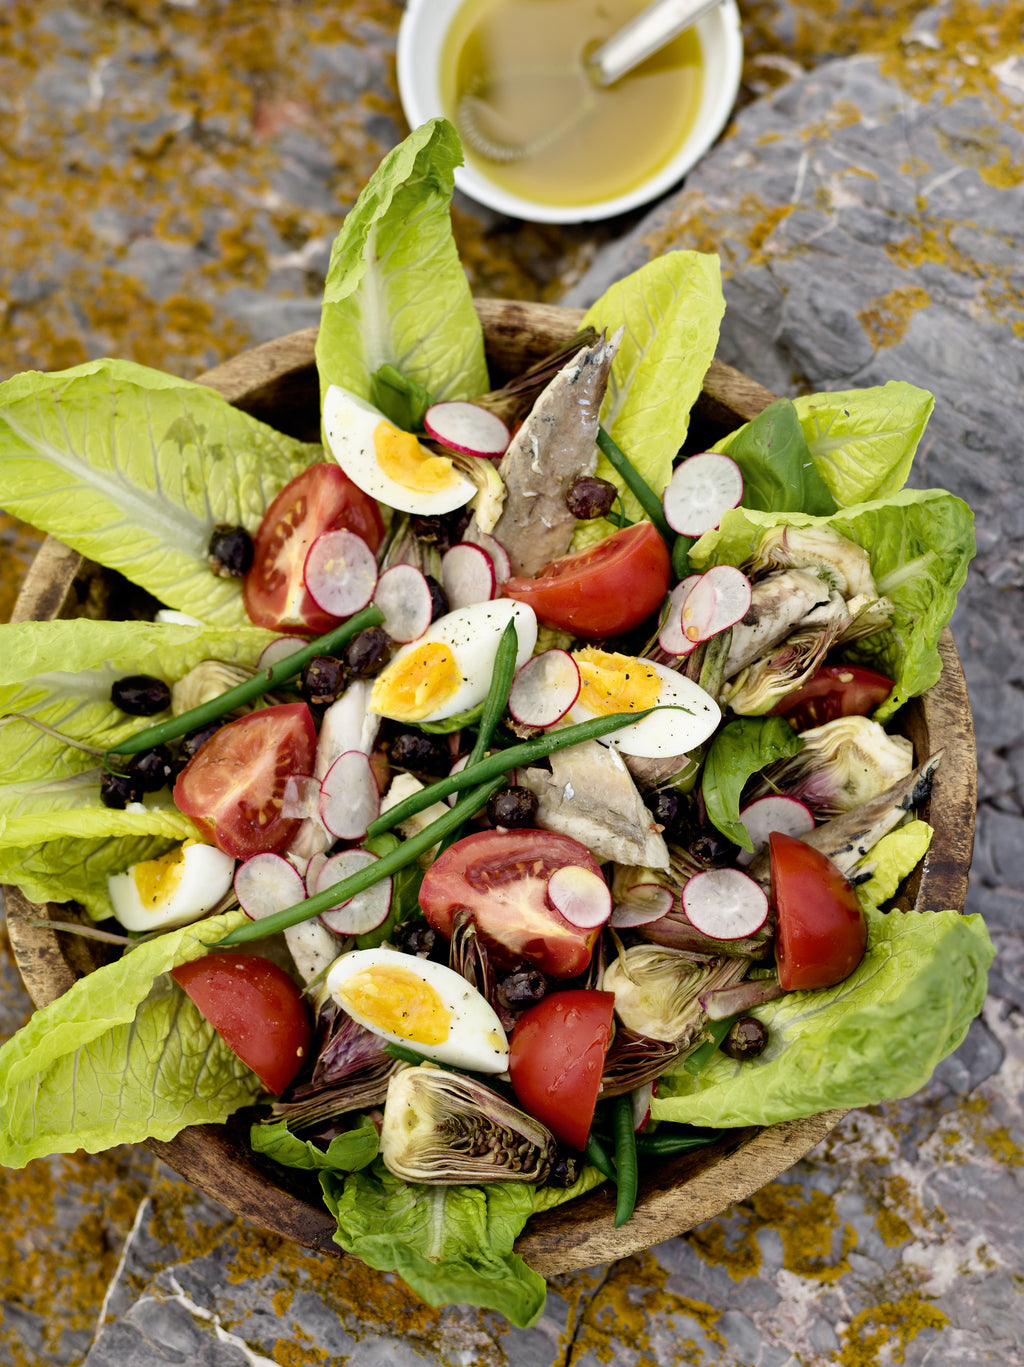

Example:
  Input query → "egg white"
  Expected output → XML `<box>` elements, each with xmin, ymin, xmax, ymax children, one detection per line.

<box><xmin>108</xmin><ymin>840</ymin><xmax>236</xmax><ymax>932</ymax></box>
<box><xmin>323</xmin><ymin>384</ymin><xmax>476</xmax><ymax>515</ymax></box>
<box><xmin>370</xmin><ymin>599</ymin><xmax>538</xmax><ymax>724</ymax></box>
<box><xmin>567</xmin><ymin>653</ymin><xmax>722</xmax><ymax>758</ymax></box>
<box><xmin>324</xmin><ymin>947</ymin><xmax>509</xmax><ymax>1073</ymax></box>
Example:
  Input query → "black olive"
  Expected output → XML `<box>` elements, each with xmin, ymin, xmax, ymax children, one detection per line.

<box><xmin>345</xmin><ymin>627</ymin><xmax>391</xmax><ymax>678</ymax></box>
<box><xmin>486</xmin><ymin>785</ymin><xmax>539</xmax><ymax>828</ymax></box>
<box><xmin>99</xmin><ymin>770</ymin><xmax>142</xmax><ymax>809</ymax></box>
<box><xmin>207</xmin><ymin>524</ymin><xmax>254</xmax><ymax>578</ymax></box>
<box><xmin>409</xmin><ymin>514</ymin><xmax>452</xmax><ymax>550</ymax></box>
<box><xmin>127</xmin><ymin>744</ymin><xmax>175</xmax><ymax>793</ymax></box>
<box><xmin>110</xmin><ymin>674</ymin><xmax>171</xmax><ymax>716</ymax></box>
<box><xmin>720</xmin><ymin>1016</ymin><xmax>769</xmax><ymax>1060</ymax></box>
<box><xmin>650</xmin><ymin>789</ymin><xmax>684</xmax><ymax>839</ymax></box>
<box><xmin>391</xmin><ymin>920</ymin><xmax>445</xmax><ymax>961</ymax></box>
<box><xmin>180</xmin><ymin>718</ymin><xmax>226</xmax><ymax>758</ymax></box>
<box><xmin>497</xmin><ymin>967</ymin><xmax>548</xmax><ymax>1011</ymax></box>
<box><xmin>423</xmin><ymin>574</ymin><xmax>449</xmax><ymax>623</ymax></box>
<box><xmin>546</xmin><ymin>1152</ymin><xmax>582</xmax><ymax>1187</ymax></box>
<box><xmin>388</xmin><ymin>729</ymin><xmax>452</xmax><ymax>777</ymax></box>
<box><xmin>566</xmin><ymin>475</ymin><xmax>617</xmax><ymax>519</ymax></box>
<box><xmin>301</xmin><ymin>654</ymin><xmax>346</xmax><ymax>709</ymax></box>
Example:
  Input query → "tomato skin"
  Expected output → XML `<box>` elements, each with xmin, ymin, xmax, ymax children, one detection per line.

<box><xmin>173</xmin><ymin>702</ymin><xmax>318</xmax><ymax>859</ymax></box>
<box><xmin>243</xmin><ymin>463</ymin><xmax>385</xmax><ymax>634</ymax></box>
<box><xmin>508</xmin><ymin>990</ymin><xmax>615</xmax><ymax>1150</ymax></box>
<box><xmin>171</xmin><ymin>952</ymin><xmax>312</xmax><ymax>1095</ymax></box>
<box><xmin>770</xmin><ymin>664</ymin><xmax>893</xmax><ymax>731</ymax></box>
<box><xmin>769</xmin><ymin>831</ymin><xmax>868</xmax><ymax>991</ymax></box>
<box><xmin>417</xmin><ymin>828</ymin><xmax>605</xmax><ymax>978</ymax></box>
<box><xmin>501</xmin><ymin>522</ymin><xmax>671</xmax><ymax>639</ymax></box>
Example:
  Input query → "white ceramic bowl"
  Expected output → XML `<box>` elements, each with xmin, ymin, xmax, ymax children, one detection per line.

<box><xmin>397</xmin><ymin>0</ymin><xmax>743</xmax><ymax>224</ymax></box>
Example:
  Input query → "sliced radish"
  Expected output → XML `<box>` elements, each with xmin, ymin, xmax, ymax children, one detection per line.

<box><xmin>658</xmin><ymin>576</ymin><xmax>701</xmax><ymax>656</ymax></box>
<box><xmin>258</xmin><ymin>635</ymin><xmax>308</xmax><ymax>669</ymax></box>
<box><xmin>463</xmin><ymin>529</ymin><xmax>512</xmax><ymax>584</ymax></box>
<box><xmin>373</xmin><ymin>564</ymin><xmax>433</xmax><ymax>643</ymax></box>
<box><xmin>281</xmin><ymin>774</ymin><xmax>322</xmax><ymax>820</ymax></box>
<box><xmin>508</xmin><ymin>650</ymin><xmax>581</xmax><ymax>728</ymax></box>
<box><xmin>440</xmin><ymin>542</ymin><xmax>496</xmax><ymax>609</ymax></box>
<box><xmin>631</xmin><ymin>1079</ymin><xmax>654</xmax><ymax>1132</ymax></box>
<box><xmin>313</xmin><ymin>848</ymin><xmax>392</xmax><ymax>936</ymax></box>
<box><xmin>547</xmin><ymin>865</ymin><xmax>612</xmax><ymax>929</ymax></box>
<box><xmin>609</xmin><ymin>881</ymin><xmax>675</xmax><ymax>928</ymax></box>
<box><xmin>319</xmin><ymin>750</ymin><xmax>381</xmax><ymax>841</ymax></box>
<box><xmin>662</xmin><ymin>452</ymin><xmax>744</xmax><ymax>537</ymax></box>
<box><xmin>680</xmin><ymin>564</ymin><xmax>752</xmax><ymax>644</ymax></box>
<box><xmin>681</xmin><ymin>867</ymin><xmax>769</xmax><ymax>941</ymax></box>
<box><xmin>424</xmin><ymin>401</ymin><xmax>510</xmax><ymax>458</ymax></box>
<box><xmin>235</xmin><ymin>852</ymin><xmax>306</xmax><ymax>921</ymax></box>
<box><xmin>304</xmin><ymin>529</ymin><xmax>378</xmax><ymax>618</ymax></box>
<box><xmin>735</xmin><ymin>794</ymin><xmax>815</xmax><ymax>866</ymax></box>
<box><xmin>303</xmin><ymin>849</ymin><xmax>328</xmax><ymax>889</ymax></box>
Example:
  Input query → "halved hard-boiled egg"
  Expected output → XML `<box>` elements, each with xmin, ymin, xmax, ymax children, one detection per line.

<box><xmin>107</xmin><ymin>840</ymin><xmax>236</xmax><ymax>932</ymax></box>
<box><xmin>323</xmin><ymin>384</ymin><xmax>476</xmax><ymax>516</ymax></box>
<box><xmin>324</xmin><ymin>947</ymin><xmax>509</xmax><ymax>1073</ymax></box>
<box><xmin>370</xmin><ymin>599</ymin><xmax>537</xmax><ymax>725</ymax></box>
<box><xmin>565</xmin><ymin>646</ymin><xmax>722</xmax><ymax>758</ymax></box>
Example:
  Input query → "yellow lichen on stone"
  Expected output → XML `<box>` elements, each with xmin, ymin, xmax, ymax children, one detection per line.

<box><xmin>689</xmin><ymin>1182</ymin><xmax>856</xmax><ymax>1284</ymax></box>
<box><xmin>857</xmin><ymin>286</ymin><xmax>932</xmax><ymax>348</ymax></box>
<box><xmin>835</xmin><ymin>1291</ymin><xmax>949</xmax><ymax>1366</ymax></box>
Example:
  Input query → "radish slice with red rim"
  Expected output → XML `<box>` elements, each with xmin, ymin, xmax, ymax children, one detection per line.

<box><xmin>319</xmin><ymin>750</ymin><xmax>381</xmax><ymax>840</ymax></box>
<box><xmin>681</xmin><ymin>867</ymin><xmax>769</xmax><ymax>940</ymax></box>
<box><xmin>440</xmin><ymin>542</ymin><xmax>496</xmax><ymax>609</ymax></box>
<box><xmin>303</xmin><ymin>850</ymin><xmax>328</xmax><ymax>889</ymax></box>
<box><xmin>658</xmin><ymin>576</ymin><xmax>701</xmax><ymax>656</ymax></box>
<box><xmin>235</xmin><ymin>852</ymin><xmax>306</xmax><ymax>921</ymax></box>
<box><xmin>281</xmin><ymin>774</ymin><xmax>322</xmax><ymax>820</ymax></box>
<box><xmin>735</xmin><ymin>794</ymin><xmax>815</xmax><ymax>866</ymax></box>
<box><xmin>662</xmin><ymin>452</ymin><xmax>744</xmax><ymax>537</ymax></box>
<box><xmin>424</xmin><ymin>401</ymin><xmax>510</xmax><ymax>458</ymax></box>
<box><xmin>463</xmin><ymin>528</ymin><xmax>512</xmax><ymax>583</ymax></box>
<box><xmin>681</xmin><ymin>564</ymin><xmax>752</xmax><ymax>644</ymax></box>
<box><xmin>258</xmin><ymin>635</ymin><xmax>308</xmax><ymax>669</ymax></box>
<box><xmin>609</xmin><ymin>881</ymin><xmax>674</xmax><ymax>928</ymax></box>
<box><xmin>304</xmin><ymin>529</ymin><xmax>378</xmax><ymax>618</ymax></box>
<box><xmin>313</xmin><ymin>848</ymin><xmax>392</xmax><ymax>935</ymax></box>
<box><xmin>631</xmin><ymin>1079</ymin><xmax>654</xmax><ymax>1132</ymax></box>
<box><xmin>373</xmin><ymin>564</ymin><xmax>433</xmax><ymax>643</ymax></box>
<box><xmin>508</xmin><ymin>650</ymin><xmax>581</xmax><ymax>728</ymax></box>
<box><xmin>546</xmin><ymin>865</ymin><xmax>612</xmax><ymax>929</ymax></box>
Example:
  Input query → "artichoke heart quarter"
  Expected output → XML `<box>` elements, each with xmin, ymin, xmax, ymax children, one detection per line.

<box><xmin>381</xmin><ymin>1066</ymin><xmax>556</xmax><ymax>1184</ymax></box>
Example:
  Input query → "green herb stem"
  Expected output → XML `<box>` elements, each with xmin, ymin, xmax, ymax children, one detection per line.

<box><xmin>106</xmin><ymin>605</ymin><xmax>384</xmax><ymax>759</ymax></box>
<box><xmin>596</xmin><ymin>425</ymin><xmax>674</xmax><ymax>546</ymax></box>
<box><xmin>612</xmin><ymin>1093</ymin><xmax>639</xmax><ymax>1227</ymax></box>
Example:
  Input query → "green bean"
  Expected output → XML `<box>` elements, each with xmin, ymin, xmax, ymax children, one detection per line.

<box><xmin>635</xmin><ymin>1128</ymin><xmax>722</xmax><ymax>1157</ymax></box>
<box><xmin>106</xmin><ymin>604</ymin><xmax>385</xmax><ymax>758</ymax></box>
<box><xmin>612</xmin><ymin>1093</ymin><xmax>639</xmax><ymax>1227</ymax></box>
<box><xmin>217</xmin><ymin>775</ymin><xmax>504</xmax><ymax>946</ymax></box>
<box><xmin>584</xmin><ymin>1132</ymin><xmax>617</xmax><ymax>1183</ymax></box>
<box><xmin>596</xmin><ymin>425</ymin><xmax>674</xmax><ymax>547</ymax></box>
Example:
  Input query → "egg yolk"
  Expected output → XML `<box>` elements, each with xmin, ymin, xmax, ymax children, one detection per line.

<box><xmin>374</xmin><ymin>421</ymin><xmax>461</xmax><ymax>494</ymax></box>
<box><xmin>132</xmin><ymin>843</ymin><xmax>187</xmax><ymax>908</ymax></box>
<box><xmin>575</xmin><ymin>647</ymin><xmax>662</xmax><ymax>715</ymax></box>
<box><xmin>371</xmin><ymin>641</ymin><xmax>462</xmax><ymax>721</ymax></box>
<box><xmin>335</xmin><ymin>964</ymin><xmax>451</xmax><ymax>1045</ymax></box>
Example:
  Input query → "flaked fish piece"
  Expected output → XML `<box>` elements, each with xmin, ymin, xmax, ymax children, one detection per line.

<box><xmin>485</xmin><ymin>331</ymin><xmax>620</xmax><ymax>576</ymax></box>
<box><xmin>519</xmin><ymin>738</ymin><xmax>670</xmax><ymax>870</ymax></box>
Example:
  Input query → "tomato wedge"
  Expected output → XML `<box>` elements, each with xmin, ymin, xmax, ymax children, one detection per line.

<box><xmin>501</xmin><ymin>522</ymin><xmax>671</xmax><ymax>639</ymax></box>
<box><xmin>769</xmin><ymin>831</ymin><xmax>868</xmax><ymax>990</ymax></box>
<box><xmin>173</xmin><ymin>702</ymin><xmax>317</xmax><ymax>859</ymax></box>
<box><xmin>770</xmin><ymin>664</ymin><xmax>893</xmax><ymax>731</ymax></box>
<box><xmin>172</xmin><ymin>952</ymin><xmax>312</xmax><ymax>1095</ymax></box>
<box><xmin>417</xmin><ymin>828</ymin><xmax>605</xmax><ymax>978</ymax></box>
<box><xmin>243</xmin><ymin>462</ymin><xmax>385</xmax><ymax>634</ymax></box>
<box><xmin>508</xmin><ymin>990</ymin><xmax>615</xmax><ymax>1150</ymax></box>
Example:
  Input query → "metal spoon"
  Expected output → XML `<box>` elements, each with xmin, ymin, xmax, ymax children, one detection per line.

<box><xmin>457</xmin><ymin>0</ymin><xmax>724</xmax><ymax>164</ymax></box>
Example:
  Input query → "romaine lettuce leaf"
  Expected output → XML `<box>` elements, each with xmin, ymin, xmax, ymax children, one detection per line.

<box><xmin>0</xmin><ymin>775</ymin><xmax>194</xmax><ymax>849</ymax></box>
<box><xmin>0</xmin><ymin>911</ymin><xmax>258</xmax><ymax>1167</ymax></box>
<box><xmin>651</xmin><ymin>907</ymin><xmax>994</xmax><ymax>1130</ymax></box>
<box><xmin>250</xmin><ymin>1116</ymin><xmax>379</xmax><ymax>1173</ymax></box>
<box><xmin>315</xmin><ymin>118</ymin><xmax>489</xmax><ymax>414</ymax></box>
<box><xmin>0</xmin><ymin>362</ymin><xmax>318</xmax><ymax>625</ymax></box>
<box><xmin>0</xmin><ymin>833</ymin><xmax>176</xmax><ymax>920</ymax></box>
<box><xmin>702</xmin><ymin>716</ymin><xmax>804</xmax><ymax>849</ymax></box>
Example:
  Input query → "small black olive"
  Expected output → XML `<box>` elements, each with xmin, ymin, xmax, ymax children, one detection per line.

<box><xmin>180</xmin><ymin>718</ymin><xmax>226</xmax><ymax>758</ymax></box>
<box><xmin>207</xmin><ymin>524</ymin><xmax>254</xmax><ymax>578</ymax></box>
<box><xmin>99</xmin><ymin>770</ymin><xmax>142</xmax><ymax>809</ymax></box>
<box><xmin>650</xmin><ymin>789</ymin><xmax>684</xmax><ymax>839</ymax></box>
<box><xmin>388</xmin><ymin>729</ymin><xmax>452</xmax><ymax>777</ymax></box>
<box><xmin>127</xmin><ymin>745</ymin><xmax>175</xmax><ymax>793</ymax></box>
<box><xmin>423</xmin><ymin>574</ymin><xmax>449</xmax><ymax>623</ymax></box>
<box><xmin>546</xmin><ymin>1152</ymin><xmax>583</xmax><ymax>1187</ymax></box>
<box><xmin>391</xmin><ymin>920</ymin><xmax>445</xmax><ymax>961</ymax></box>
<box><xmin>345</xmin><ymin>627</ymin><xmax>392</xmax><ymax>678</ymax></box>
<box><xmin>720</xmin><ymin>1016</ymin><xmax>769</xmax><ymax>1060</ymax></box>
<box><xmin>301</xmin><ymin>654</ymin><xmax>347</xmax><ymax>709</ymax></box>
<box><xmin>110</xmin><ymin>674</ymin><xmax>171</xmax><ymax>716</ymax></box>
<box><xmin>497</xmin><ymin>967</ymin><xmax>548</xmax><ymax>1011</ymax></box>
<box><xmin>566</xmin><ymin>475</ymin><xmax>618</xmax><ymax>520</ymax></box>
<box><xmin>486</xmin><ymin>785</ymin><xmax>539</xmax><ymax>828</ymax></box>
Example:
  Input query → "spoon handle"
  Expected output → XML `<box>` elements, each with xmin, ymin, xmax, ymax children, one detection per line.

<box><xmin>588</xmin><ymin>0</ymin><xmax>723</xmax><ymax>88</ymax></box>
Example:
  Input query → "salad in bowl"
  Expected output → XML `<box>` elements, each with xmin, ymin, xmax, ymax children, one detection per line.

<box><xmin>0</xmin><ymin>120</ymin><xmax>992</xmax><ymax>1326</ymax></box>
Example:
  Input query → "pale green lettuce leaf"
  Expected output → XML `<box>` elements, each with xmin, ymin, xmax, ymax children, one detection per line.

<box><xmin>688</xmin><ymin>488</ymin><xmax>975</xmax><ymax>718</ymax></box>
<box><xmin>0</xmin><ymin>833</ymin><xmax>176</xmax><ymax>920</ymax></box>
<box><xmin>651</xmin><ymin>907</ymin><xmax>994</xmax><ymax>1130</ymax></box>
<box><xmin>0</xmin><ymin>911</ymin><xmax>258</xmax><ymax>1167</ymax></box>
<box><xmin>857</xmin><ymin>820</ymin><xmax>934</xmax><ymax>908</ymax></box>
<box><xmin>316</xmin><ymin>119</ymin><xmax>489</xmax><ymax>410</ymax></box>
<box><xmin>321</xmin><ymin>1161</ymin><xmax>546</xmax><ymax>1328</ymax></box>
<box><xmin>0</xmin><ymin>360</ymin><xmax>318</xmax><ymax>625</ymax></box>
<box><xmin>250</xmin><ymin>1116</ymin><xmax>379</xmax><ymax>1173</ymax></box>
<box><xmin>0</xmin><ymin>774</ymin><xmax>194</xmax><ymax>849</ymax></box>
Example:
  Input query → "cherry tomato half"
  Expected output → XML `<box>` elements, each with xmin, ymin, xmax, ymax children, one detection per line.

<box><xmin>171</xmin><ymin>952</ymin><xmax>312</xmax><ymax>1095</ymax></box>
<box><xmin>508</xmin><ymin>990</ymin><xmax>615</xmax><ymax>1150</ymax></box>
<box><xmin>173</xmin><ymin>702</ymin><xmax>317</xmax><ymax>859</ymax></box>
<box><xmin>417</xmin><ymin>828</ymin><xmax>605</xmax><ymax>978</ymax></box>
<box><xmin>770</xmin><ymin>664</ymin><xmax>893</xmax><ymax>731</ymax></box>
<box><xmin>769</xmin><ymin>831</ymin><xmax>868</xmax><ymax>991</ymax></box>
<box><xmin>243</xmin><ymin>463</ymin><xmax>385</xmax><ymax>634</ymax></box>
<box><xmin>501</xmin><ymin>522</ymin><xmax>671</xmax><ymax>639</ymax></box>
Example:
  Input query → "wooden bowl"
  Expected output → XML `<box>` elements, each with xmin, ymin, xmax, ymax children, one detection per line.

<box><xmin>3</xmin><ymin>299</ymin><xmax>977</xmax><ymax>1275</ymax></box>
